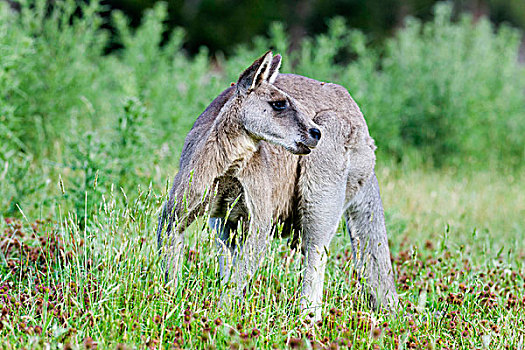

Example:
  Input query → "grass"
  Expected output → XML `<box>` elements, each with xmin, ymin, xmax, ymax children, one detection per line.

<box><xmin>379</xmin><ymin>166</ymin><xmax>525</xmax><ymax>259</ymax></box>
<box><xmin>0</xmin><ymin>166</ymin><xmax>523</xmax><ymax>349</ymax></box>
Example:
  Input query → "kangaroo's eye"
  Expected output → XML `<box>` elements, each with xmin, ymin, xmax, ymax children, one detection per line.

<box><xmin>269</xmin><ymin>100</ymin><xmax>287</xmax><ymax>111</ymax></box>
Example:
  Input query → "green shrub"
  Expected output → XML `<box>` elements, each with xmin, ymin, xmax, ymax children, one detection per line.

<box><xmin>346</xmin><ymin>3</ymin><xmax>525</xmax><ymax>167</ymax></box>
<box><xmin>109</xmin><ymin>2</ymin><xmax>226</xmax><ymax>152</ymax></box>
<box><xmin>1</xmin><ymin>0</ymin><xmax>111</xmax><ymax>157</ymax></box>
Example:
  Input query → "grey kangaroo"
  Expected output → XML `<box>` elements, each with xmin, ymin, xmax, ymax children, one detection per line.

<box><xmin>157</xmin><ymin>51</ymin><xmax>398</xmax><ymax>320</ymax></box>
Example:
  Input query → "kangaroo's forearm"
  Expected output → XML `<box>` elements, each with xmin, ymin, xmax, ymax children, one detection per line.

<box><xmin>167</xmin><ymin>127</ymin><xmax>247</xmax><ymax>225</ymax></box>
<box><xmin>167</xmin><ymin>169</ymin><xmax>215</xmax><ymax>230</ymax></box>
<box><xmin>170</xmin><ymin>115</ymin><xmax>257</xmax><ymax>214</ymax></box>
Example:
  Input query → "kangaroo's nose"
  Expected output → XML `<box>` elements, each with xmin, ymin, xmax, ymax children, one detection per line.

<box><xmin>309</xmin><ymin>128</ymin><xmax>321</xmax><ymax>141</ymax></box>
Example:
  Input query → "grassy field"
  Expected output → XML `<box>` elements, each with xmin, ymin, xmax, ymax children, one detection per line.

<box><xmin>0</xmin><ymin>166</ymin><xmax>523</xmax><ymax>349</ymax></box>
<box><xmin>1</xmin><ymin>1</ymin><xmax>524</xmax><ymax>349</ymax></box>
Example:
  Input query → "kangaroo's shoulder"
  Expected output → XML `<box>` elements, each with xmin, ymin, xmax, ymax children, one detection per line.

<box><xmin>179</xmin><ymin>87</ymin><xmax>235</xmax><ymax>168</ymax></box>
<box><xmin>192</xmin><ymin>86</ymin><xmax>236</xmax><ymax>130</ymax></box>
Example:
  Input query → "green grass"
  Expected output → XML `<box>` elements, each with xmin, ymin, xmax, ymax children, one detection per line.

<box><xmin>1</xmin><ymin>0</ymin><xmax>524</xmax><ymax>348</ymax></box>
<box><xmin>0</xmin><ymin>167</ymin><xmax>523</xmax><ymax>349</ymax></box>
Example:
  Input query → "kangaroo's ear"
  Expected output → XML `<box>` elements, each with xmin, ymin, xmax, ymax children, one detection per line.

<box><xmin>236</xmin><ymin>51</ymin><xmax>273</xmax><ymax>94</ymax></box>
<box><xmin>267</xmin><ymin>54</ymin><xmax>282</xmax><ymax>84</ymax></box>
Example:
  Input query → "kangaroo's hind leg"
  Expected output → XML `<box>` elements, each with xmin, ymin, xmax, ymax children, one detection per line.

<box><xmin>345</xmin><ymin>172</ymin><xmax>398</xmax><ymax>310</ymax></box>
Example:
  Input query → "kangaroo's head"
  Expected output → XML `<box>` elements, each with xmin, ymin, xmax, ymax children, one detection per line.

<box><xmin>234</xmin><ymin>51</ymin><xmax>321</xmax><ymax>155</ymax></box>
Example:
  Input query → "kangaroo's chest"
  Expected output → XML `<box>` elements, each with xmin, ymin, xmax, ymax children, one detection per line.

<box><xmin>210</xmin><ymin>175</ymin><xmax>248</xmax><ymax>222</ymax></box>
<box><xmin>210</xmin><ymin>145</ymin><xmax>300</xmax><ymax>226</ymax></box>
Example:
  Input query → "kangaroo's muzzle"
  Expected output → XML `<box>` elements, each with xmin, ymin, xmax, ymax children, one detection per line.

<box><xmin>293</xmin><ymin>128</ymin><xmax>321</xmax><ymax>155</ymax></box>
<box><xmin>301</xmin><ymin>127</ymin><xmax>321</xmax><ymax>148</ymax></box>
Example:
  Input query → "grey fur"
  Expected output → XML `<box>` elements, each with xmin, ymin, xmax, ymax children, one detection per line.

<box><xmin>345</xmin><ymin>173</ymin><xmax>399</xmax><ymax>309</ymax></box>
<box><xmin>157</xmin><ymin>51</ymin><xmax>398</xmax><ymax>320</ymax></box>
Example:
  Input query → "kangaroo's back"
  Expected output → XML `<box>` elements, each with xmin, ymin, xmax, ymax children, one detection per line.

<box><xmin>274</xmin><ymin>74</ymin><xmax>363</xmax><ymax>120</ymax></box>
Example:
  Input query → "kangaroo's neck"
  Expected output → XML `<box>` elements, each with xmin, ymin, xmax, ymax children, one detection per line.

<box><xmin>195</xmin><ymin>96</ymin><xmax>258</xmax><ymax>180</ymax></box>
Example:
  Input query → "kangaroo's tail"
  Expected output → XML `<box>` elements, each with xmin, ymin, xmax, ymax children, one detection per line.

<box><xmin>156</xmin><ymin>201</ymin><xmax>168</xmax><ymax>253</ymax></box>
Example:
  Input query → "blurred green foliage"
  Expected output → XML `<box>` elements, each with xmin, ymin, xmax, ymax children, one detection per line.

<box><xmin>0</xmin><ymin>0</ymin><xmax>523</xmax><ymax>216</ymax></box>
<box><xmin>106</xmin><ymin>0</ymin><xmax>525</xmax><ymax>54</ymax></box>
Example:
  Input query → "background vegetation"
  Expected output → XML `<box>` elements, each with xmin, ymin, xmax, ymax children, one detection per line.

<box><xmin>104</xmin><ymin>0</ymin><xmax>525</xmax><ymax>55</ymax></box>
<box><xmin>0</xmin><ymin>0</ymin><xmax>524</xmax><ymax>348</ymax></box>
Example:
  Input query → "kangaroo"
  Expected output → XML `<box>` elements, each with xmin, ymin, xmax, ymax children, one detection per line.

<box><xmin>157</xmin><ymin>51</ymin><xmax>398</xmax><ymax>320</ymax></box>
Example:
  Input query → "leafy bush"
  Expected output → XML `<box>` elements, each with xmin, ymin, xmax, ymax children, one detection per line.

<box><xmin>349</xmin><ymin>4</ymin><xmax>525</xmax><ymax>167</ymax></box>
<box><xmin>0</xmin><ymin>0</ymin><xmax>110</xmax><ymax>157</ymax></box>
